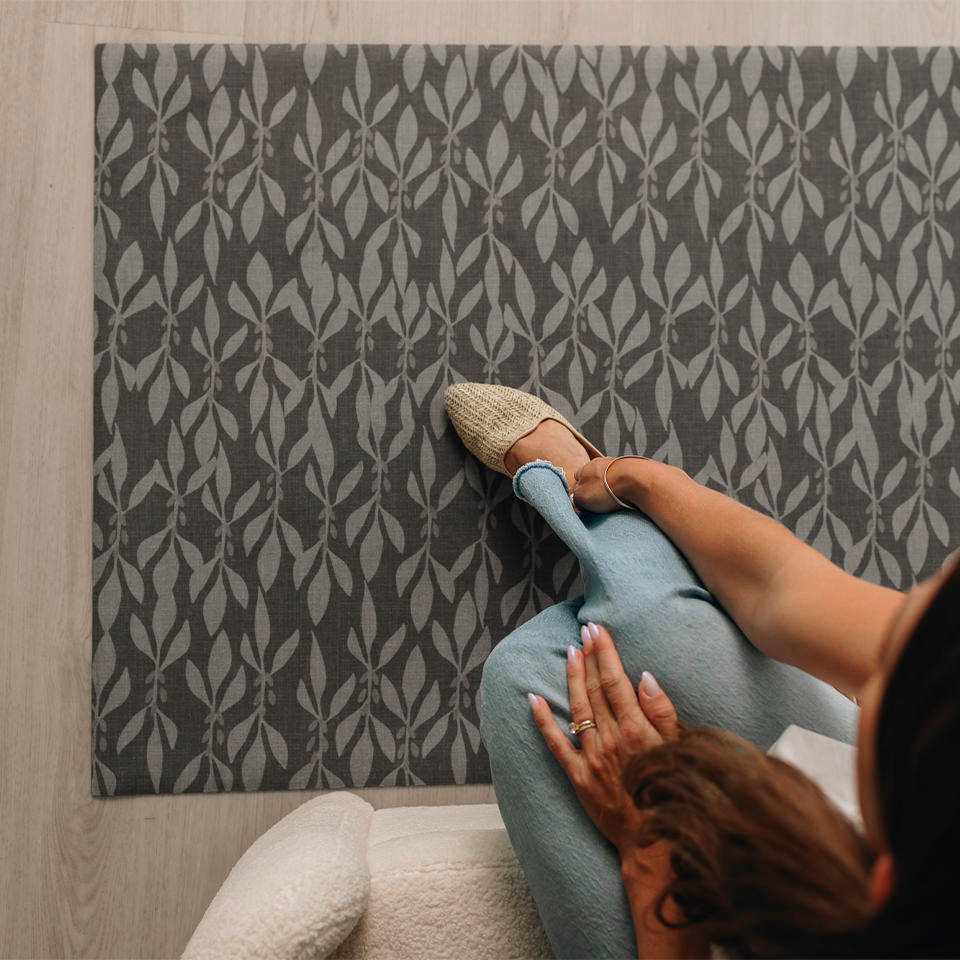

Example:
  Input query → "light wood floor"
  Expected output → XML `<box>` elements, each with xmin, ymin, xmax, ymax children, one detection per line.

<box><xmin>0</xmin><ymin>2</ymin><xmax>957</xmax><ymax>957</ymax></box>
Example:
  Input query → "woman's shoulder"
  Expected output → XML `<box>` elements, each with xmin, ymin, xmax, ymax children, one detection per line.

<box><xmin>766</xmin><ymin>724</ymin><xmax>863</xmax><ymax>828</ymax></box>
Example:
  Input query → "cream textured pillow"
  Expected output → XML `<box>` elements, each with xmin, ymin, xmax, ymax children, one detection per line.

<box><xmin>182</xmin><ymin>792</ymin><xmax>374</xmax><ymax>960</ymax></box>
<box><xmin>334</xmin><ymin>804</ymin><xmax>553</xmax><ymax>959</ymax></box>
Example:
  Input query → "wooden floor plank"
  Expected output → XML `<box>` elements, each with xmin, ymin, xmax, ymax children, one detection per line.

<box><xmin>47</xmin><ymin>0</ymin><xmax>247</xmax><ymax>35</ymax></box>
<box><xmin>0</xmin><ymin>8</ymin><xmax>99</xmax><ymax>957</ymax></box>
<box><xmin>0</xmin><ymin>2</ymin><xmax>48</xmax><ymax>606</ymax></box>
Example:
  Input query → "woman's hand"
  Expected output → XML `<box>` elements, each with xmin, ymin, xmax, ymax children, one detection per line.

<box><xmin>528</xmin><ymin>622</ymin><xmax>680</xmax><ymax>857</ymax></box>
<box><xmin>570</xmin><ymin>457</ymin><xmax>630</xmax><ymax>513</ymax></box>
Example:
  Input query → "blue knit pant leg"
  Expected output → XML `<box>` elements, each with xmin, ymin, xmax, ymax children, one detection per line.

<box><xmin>479</xmin><ymin>459</ymin><xmax>858</xmax><ymax>959</ymax></box>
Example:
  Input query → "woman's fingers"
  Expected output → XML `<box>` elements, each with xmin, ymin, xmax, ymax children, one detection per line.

<box><xmin>566</xmin><ymin>643</ymin><xmax>596</xmax><ymax>741</ymax></box>
<box><xmin>580</xmin><ymin>625</ymin><xmax>621</xmax><ymax>736</ymax></box>
<box><xmin>637</xmin><ymin>671</ymin><xmax>680</xmax><ymax>740</ymax></box>
<box><xmin>528</xmin><ymin>693</ymin><xmax>581</xmax><ymax>774</ymax></box>
<box><xmin>570</xmin><ymin>458</ymin><xmax>620</xmax><ymax>513</ymax></box>
<box><xmin>589</xmin><ymin>623</ymin><xmax>656</xmax><ymax>738</ymax></box>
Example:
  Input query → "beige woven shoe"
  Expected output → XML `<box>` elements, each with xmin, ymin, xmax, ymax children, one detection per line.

<box><xmin>443</xmin><ymin>382</ymin><xmax>604</xmax><ymax>476</ymax></box>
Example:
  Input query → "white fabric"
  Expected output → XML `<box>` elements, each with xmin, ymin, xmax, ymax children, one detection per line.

<box><xmin>183</xmin><ymin>726</ymin><xmax>860</xmax><ymax>960</ymax></box>
<box><xmin>767</xmin><ymin>724</ymin><xmax>863</xmax><ymax>829</ymax></box>
<box><xmin>182</xmin><ymin>792</ymin><xmax>374</xmax><ymax>960</ymax></box>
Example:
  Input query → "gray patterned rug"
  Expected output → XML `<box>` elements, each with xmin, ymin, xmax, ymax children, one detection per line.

<box><xmin>93</xmin><ymin>43</ymin><xmax>960</xmax><ymax>795</ymax></box>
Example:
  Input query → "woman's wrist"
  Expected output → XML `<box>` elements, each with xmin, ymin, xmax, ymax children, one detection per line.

<box><xmin>607</xmin><ymin>457</ymin><xmax>683</xmax><ymax>511</ymax></box>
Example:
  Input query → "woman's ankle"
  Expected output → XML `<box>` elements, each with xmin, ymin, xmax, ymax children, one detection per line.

<box><xmin>504</xmin><ymin>419</ymin><xmax>591</xmax><ymax>479</ymax></box>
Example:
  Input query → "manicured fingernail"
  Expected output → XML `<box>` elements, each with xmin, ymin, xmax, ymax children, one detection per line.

<box><xmin>588</xmin><ymin>622</ymin><xmax>600</xmax><ymax>639</ymax></box>
<box><xmin>567</xmin><ymin>644</ymin><xmax>578</xmax><ymax>662</ymax></box>
<box><xmin>528</xmin><ymin>692</ymin><xmax>538</xmax><ymax>710</ymax></box>
<box><xmin>580</xmin><ymin>624</ymin><xmax>590</xmax><ymax>644</ymax></box>
<box><xmin>641</xmin><ymin>671</ymin><xmax>661</xmax><ymax>696</ymax></box>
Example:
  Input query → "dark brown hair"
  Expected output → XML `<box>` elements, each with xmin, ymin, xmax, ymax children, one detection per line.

<box><xmin>623</xmin><ymin>724</ymin><xmax>875</xmax><ymax>957</ymax></box>
<box><xmin>622</xmin><ymin>553</ymin><xmax>960</xmax><ymax>958</ymax></box>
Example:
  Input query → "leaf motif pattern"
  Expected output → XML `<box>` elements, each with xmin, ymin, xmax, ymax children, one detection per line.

<box><xmin>94</xmin><ymin>43</ymin><xmax>960</xmax><ymax>795</ymax></box>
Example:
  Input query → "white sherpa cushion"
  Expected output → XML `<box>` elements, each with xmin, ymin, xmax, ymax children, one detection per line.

<box><xmin>334</xmin><ymin>803</ymin><xmax>552</xmax><ymax>959</ymax></box>
<box><xmin>182</xmin><ymin>791</ymin><xmax>374</xmax><ymax>960</ymax></box>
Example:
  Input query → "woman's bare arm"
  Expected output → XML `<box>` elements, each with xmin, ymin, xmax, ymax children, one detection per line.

<box><xmin>608</xmin><ymin>458</ymin><xmax>905</xmax><ymax>700</ymax></box>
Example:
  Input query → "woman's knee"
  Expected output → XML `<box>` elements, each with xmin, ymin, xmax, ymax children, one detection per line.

<box><xmin>480</xmin><ymin>627</ymin><xmax>545</xmax><ymax>712</ymax></box>
<box><xmin>479</xmin><ymin>633</ymin><xmax>544</xmax><ymax>762</ymax></box>
<box><xmin>480</xmin><ymin>601</ymin><xmax>581</xmax><ymax>719</ymax></box>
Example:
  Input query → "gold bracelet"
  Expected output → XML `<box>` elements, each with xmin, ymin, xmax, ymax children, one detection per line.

<box><xmin>602</xmin><ymin>456</ymin><xmax>652</xmax><ymax>511</ymax></box>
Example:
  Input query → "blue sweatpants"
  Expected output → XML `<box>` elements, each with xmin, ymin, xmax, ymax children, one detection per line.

<box><xmin>478</xmin><ymin>459</ymin><xmax>859</xmax><ymax>959</ymax></box>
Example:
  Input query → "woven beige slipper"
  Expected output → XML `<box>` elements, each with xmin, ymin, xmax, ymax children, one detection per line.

<box><xmin>443</xmin><ymin>382</ymin><xmax>604</xmax><ymax>476</ymax></box>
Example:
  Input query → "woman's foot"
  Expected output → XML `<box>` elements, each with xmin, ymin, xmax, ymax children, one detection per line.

<box><xmin>503</xmin><ymin>418</ymin><xmax>594</xmax><ymax>481</ymax></box>
<box><xmin>443</xmin><ymin>381</ymin><xmax>604</xmax><ymax>477</ymax></box>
